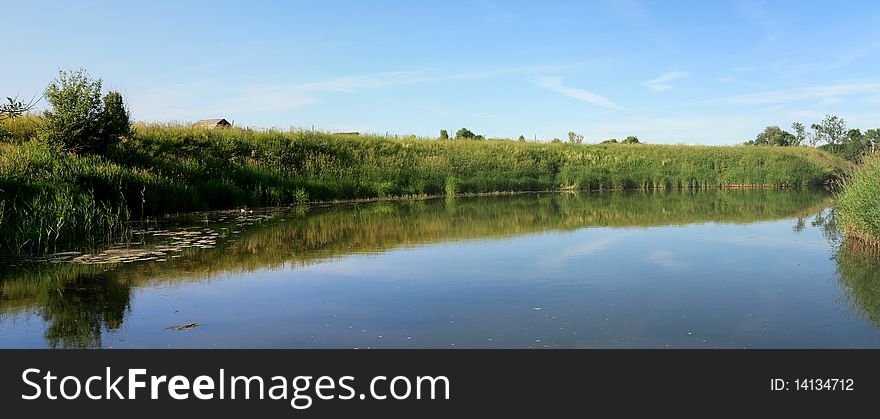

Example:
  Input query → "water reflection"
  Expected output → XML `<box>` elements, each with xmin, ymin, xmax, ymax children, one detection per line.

<box><xmin>835</xmin><ymin>241</ymin><xmax>880</xmax><ymax>328</ymax></box>
<box><xmin>42</xmin><ymin>272</ymin><xmax>132</xmax><ymax>348</ymax></box>
<box><xmin>2</xmin><ymin>189</ymin><xmax>879</xmax><ymax>348</ymax></box>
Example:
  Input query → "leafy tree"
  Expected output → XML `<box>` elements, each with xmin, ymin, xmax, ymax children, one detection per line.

<box><xmin>455</xmin><ymin>128</ymin><xmax>476</xmax><ymax>140</ymax></box>
<box><xmin>518</xmin><ymin>135</ymin><xmax>526</xmax><ymax>142</ymax></box>
<box><xmin>439</xmin><ymin>129</ymin><xmax>449</xmax><ymax>140</ymax></box>
<box><xmin>791</xmin><ymin>122</ymin><xmax>806</xmax><ymax>146</ymax></box>
<box><xmin>550</xmin><ymin>138</ymin><xmax>562</xmax><ymax>143</ymax></box>
<box><xmin>44</xmin><ymin>69</ymin><xmax>104</xmax><ymax>152</ymax></box>
<box><xmin>601</xmin><ymin>138</ymin><xmax>618</xmax><ymax>144</ymax></box>
<box><xmin>100</xmin><ymin>91</ymin><xmax>131</xmax><ymax>140</ymax></box>
<box><xmin>752</xmin><ymin>126</ymin><xmax>796</xmax><ymax>146</ymax></box>
<box><xmin>809</xmin><ymin>114</ymin><xmax>846</xmax><ymax>147</ymax></box>
<box><xmin>841</xmin><ymin>128</ymin><xmax>871</xmax><ymax>161</ymax></box>
<box><xmin>567</xmin><ymin>131</ymin><xmax>584</xmax><ymax>144</ymax></box>
<box><xmin>43</xmin><ymin>69</ymin><xmax>130</xmax><ymax>154</ymax></box>
<box><xmin>622</xmin><ymin>135</ymin><xmax>640</xmax><ymax>144</ymax></box>
<box><xmin>865</xmin><ymin>129</ymin><xmax>880</xmax><ymax>154</ymax></box>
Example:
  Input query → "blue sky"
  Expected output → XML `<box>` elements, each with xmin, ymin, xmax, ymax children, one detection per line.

<box><xmin>3</xmin><ymin>0</ymin><xmax>880</xmax><ymax>144</ymax></box>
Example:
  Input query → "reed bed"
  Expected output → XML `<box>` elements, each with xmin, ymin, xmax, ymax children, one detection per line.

<box><xmin>835</xmin><ymin>153</ymin><xmax>880</xmax><ymax>248</ymax></box>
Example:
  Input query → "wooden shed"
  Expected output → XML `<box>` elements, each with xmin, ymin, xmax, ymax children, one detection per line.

<box><xmin>193</xmin><ymin>118</ymin><xmax>232</xmax><ymax>129</ymax></box>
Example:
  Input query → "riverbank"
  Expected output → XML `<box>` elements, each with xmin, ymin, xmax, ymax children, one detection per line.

<box><xmin>835</xmin><ymin>153</ymin><xmax>880</xmax><ymax>248</ymax></box>
<box><xmin>0</xmin><ymin>122</ymin><xmax>846</xmax><ymax>258</ymax></box>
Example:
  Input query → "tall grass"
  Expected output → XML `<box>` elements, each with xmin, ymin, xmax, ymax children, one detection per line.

<box><xmin>835</xmin><ymin>152</ymin><xmax>880</xmax><ymax>247</ymax></box>
<box><xmin>0</xmin><ymin>121</ymin><xmax>846</xmax><ymax>258</ymax></box>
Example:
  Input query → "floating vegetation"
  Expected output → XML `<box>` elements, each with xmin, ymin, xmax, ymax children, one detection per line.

<box><xmin>164</xmin><ymin>322</ymin><xmax>201</xmax><ymax>331</ymax></box>
<box><xmin>20</xmin><ymin>211</ymin><xmax>279</xmax><ymax>266</ymax></box>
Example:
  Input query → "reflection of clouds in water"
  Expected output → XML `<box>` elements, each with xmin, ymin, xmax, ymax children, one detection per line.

<box><xmin>541</xmin><ymin>235</ymin><xmax>618</xmax><ymax>269</ymax></box>
<box><xmin>709</xmin><ymin>235</ymin><xmax>829</xmax><ymax>251</ymax></box>
<box><xmin>562</xmin><ymin>236</ymin><xmax>617</xmax><ymax>259</ymax></box>
<box><xmin>646</xmin><ymin>250</ymin><xmax>689</xmax><ymax>271</ymax></box>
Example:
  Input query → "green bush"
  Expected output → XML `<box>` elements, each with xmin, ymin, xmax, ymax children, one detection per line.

<box><xmin>43</xmin><ymin>69</ymin><xmax>130</xmax><ymax>155</ymax></box>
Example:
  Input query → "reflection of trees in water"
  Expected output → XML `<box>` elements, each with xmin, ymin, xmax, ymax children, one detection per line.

<box><xmin>834</xmin><ymin>242</ymin><xmax>880</xmax><ymax>329</ymax></box>
<box><xmin>40</xmin><ymin>272</ymin><xmax>132</xmax><ymax>348</ymax></box>
<box><xmin>805</xmin><ymin>210</ymin><xmax>880</xmax><ymax>330</ymax></box>
<box><xmin>793</xmin><ymin>207</ymin><xmax>841</xmax><ymax>242</ymax></box>
<box><xmin>0</xmin><ymin>189</ymin><xmax>835</xmax><ymax>347</ymax></box>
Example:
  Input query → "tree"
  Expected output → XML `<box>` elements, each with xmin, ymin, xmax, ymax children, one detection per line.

<box><xmin>752</xmin><ymin>126</ymin><xmax>796</xmax><ymax>146</ymax></box>
<box><xmin>455</xmin><ymin>128</ymin><xmax>476</xmax><ymax>140</ymax></box>
<box><xmin>841</xmin><ymin>128</ymin><xmax>870</xmax><ymax>161</ymax></box>
<box><xmin>43</xmin><ymin>69</ymin><xmax>129</xmax><ymax>154</ymax></box>
<box><xmin>865</xmin><ymin>129</ymin><xmax>880</xmax><ymax>154</ymax></box>
<box><xmin>439</xmin><ymin>129</ymin><xmax>449</xmax><ymax>140</ymax></box>
<box><xmin>518</xmin><ymin>135</ymin><xmax>526</xmax><ymax>142</ymax></box>
<box><xmin>44</xmin><ymin>69</ymin><xmax>104</xmax><ymax>152</ymax></box>
<box><xmin>622</xmin><ymin>135</ymin><xmax>640</xmax><ymax>144</ymax></box>
<box><xmin>550</xmin><ymin>138</ymin><xmax>562</xmax><ymax>143</ymax></box>
<box><xmin>567</xmin><ymin>131</ymin><xmax>584</xmax><ymax>144</ymax></box>
<box><xmin>100</xmin><ymin>91</ymin><xmax>130</xmax><ymax>140</ymax></box>
<box><xmin>791</xmin><ymin>122</ymin><xmax>806</xmax><ymax>146</ymax></box>
<box><xmin>809</xmin><ymin>114</ymin><xmax>846</xmax><ymax>147</ymax></box>
<box><xmin>601</xmin><ymin>138</ymin><xmax>618</xmax><ymax>144</ymax></box>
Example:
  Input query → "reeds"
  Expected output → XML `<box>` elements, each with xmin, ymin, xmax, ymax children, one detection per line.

<box><xmin>835</xmin><ymin>152</ymin><xmax>880</xmax><ymax>248</ymax></box>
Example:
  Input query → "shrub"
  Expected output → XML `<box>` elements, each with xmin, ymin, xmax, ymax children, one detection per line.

<box><xmin>100</xmin><ymin>91</ymin><xmax>131</xmax><ymax>140</ymax></box>
<box><xmin>43</xmin><ymin>69</ymin><xmax>130</xmax><ymax>155</ymax></box>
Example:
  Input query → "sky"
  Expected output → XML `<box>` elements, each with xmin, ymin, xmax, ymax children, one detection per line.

<box><xmin>3</xmin><ymin>0</ymin><xmax>880</xmax><ymax>144</ymax></box>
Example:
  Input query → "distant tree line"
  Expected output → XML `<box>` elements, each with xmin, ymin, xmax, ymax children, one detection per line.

<box><xmin>745</xmin><ymin>114</ymin><xmax>879</xmax><ymax>162</ymax></box>
<box><xmin>439</xmin><ymin>128</ymin><xmax>642</xmax><ymax>145</ymax></box>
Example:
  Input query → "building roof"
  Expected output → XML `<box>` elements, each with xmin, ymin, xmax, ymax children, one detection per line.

<box><xmin>193</xmin><ymin>118</ymin><xmax>231</xmax><ymax>127</ymax></box>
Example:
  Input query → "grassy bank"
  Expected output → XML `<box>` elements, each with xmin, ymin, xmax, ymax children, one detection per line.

<box><xmin>835</xmin><ymin>153</ymin><xmax>880</xmax><ymax>247</ymax></box>
<box><xmin>0</xmin><ymin>122</ymin><xmax>846</xmax><ymax>258</ymax></box>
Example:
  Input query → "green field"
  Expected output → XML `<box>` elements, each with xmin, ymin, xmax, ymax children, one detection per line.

<box><xmin>0</xmin><ymin>121</ymin><xmax>846</xmax><ymax>258</ymax></box>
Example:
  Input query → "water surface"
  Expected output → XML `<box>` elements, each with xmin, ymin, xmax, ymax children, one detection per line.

<box><xmin>2</xmin><ymin>189</ymin><xmax>880</xmax><ymax>348</ymax></box>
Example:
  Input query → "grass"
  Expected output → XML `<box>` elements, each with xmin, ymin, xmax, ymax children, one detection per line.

<box><xmin>0</xmin><ymin>120</ymin><xmax>847</xmax><ymax>259</ymax></box>
<box><xmin>835</xmin><ymin>152</ymin><xmax>880</xmax><ymax>247</ymax></box>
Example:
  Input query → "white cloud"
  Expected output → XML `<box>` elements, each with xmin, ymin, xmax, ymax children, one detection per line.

<box><xmin>708</xmin><ymin>81</ymin><xmax>880</xmax><ymax>105</ymax></box>
<box><xmin>641</xmin><ymin>71</ymin><xmax>689</xmax><ymax>92</ymax></box>
<box><xmin>535</xmin><ymin>76</ymin><xmax>622</xmax><ymax>109</ymax></box>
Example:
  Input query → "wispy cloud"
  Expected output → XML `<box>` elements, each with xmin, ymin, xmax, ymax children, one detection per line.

<box><xmin>829</xmin><ymin>41</ymin><xmax>880</xmax><ymax>70</ymax></box>
<box><xmin>641</xmin><ymin>71</ymin><xmax>689</xmax><ymax>92</ymax></box>
<box><xmin>535</xmin><ymin>76</ymin><xmax>622</xmax><ymax>109</ymax></box>
<box><xmin>707</xmin><ymin>81</ymin><xmax>880</xmax><ymax>105</ymax></box>
<box><xmin>130</xmin><ymin>62</ymin><xmax>595</xmax><ymax>121</ymax></box>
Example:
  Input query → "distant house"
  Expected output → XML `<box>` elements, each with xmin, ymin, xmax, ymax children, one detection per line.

<box><xmin>193</xmin><ymin>118</ymin><xmax>232</xmax><ymax>129</ymax></box>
